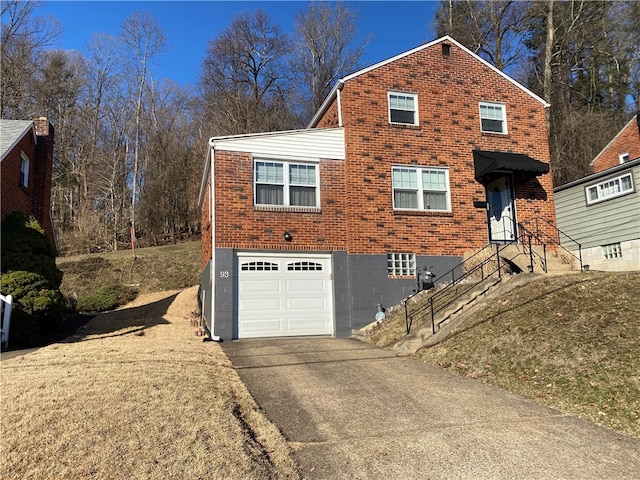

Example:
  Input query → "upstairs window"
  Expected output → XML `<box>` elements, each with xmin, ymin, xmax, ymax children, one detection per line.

<box><xmin>254</xmin><ymin>160</ymin><xmax>318</xmax><ymax>208</ymax></box>
<box><xmin>392</xmin><ymin>166</ymin><xmax>450</xmax><ymax>211</ymax></box>
<box><xmin>20</xmin><ymin>153</ymin><xmax>30</xmax><ymax>187</ymax></box>
<box><xmin>619</xmin><ymin>152</ymin><xmax>630</xmax><ymax>164</ymax></box>
<box><xmin>389</xmin><ymin>92</ymin><xmax>418</xmax><ymax>125</ymax></box>
<box><xmin>479</xmin><ymin>102</ymin><xmax>507</xmax><ymax>134</ymax></box>
<box><xmin>585</xmin><ymin>172</ymin><xmax>634</xmax><ymax>205</ymax></box>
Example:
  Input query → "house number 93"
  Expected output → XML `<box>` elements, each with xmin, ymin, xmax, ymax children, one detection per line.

<box><xmin>219</xmin><ymin>271</ymin><xmax>230</xmax><ymax>278</ymax></box>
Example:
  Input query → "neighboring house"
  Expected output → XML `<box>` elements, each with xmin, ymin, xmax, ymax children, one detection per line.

<box><xmin>554</xmin><ymin>113</ymin><xmax>640</xmax><ymax>271</ymax></box>
<box><xmin>199</xmin><ymin>36</ymin><xmax>557</xmax><ymax>341</ymax></box>
<box><xmin>1</xmin><ymin>118</ymin><xmax>56</xmax><ymax>248</ymax></box>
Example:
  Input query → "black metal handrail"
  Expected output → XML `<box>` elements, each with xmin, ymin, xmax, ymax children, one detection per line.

<box><xmin>515</xmin><ymin>221</ymin><xmax>548</xmax><ymax>273</ymax></box>
<box><xmin>403</xmin><ymin>243</ymin><xmax>508</xmax><ymax>335</ymax></box>
<box><xmin>525</xmin><ymin>217</ymin><xmax>583</xmax><ymax>272</ymax></box>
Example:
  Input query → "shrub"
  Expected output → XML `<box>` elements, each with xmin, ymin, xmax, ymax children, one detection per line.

<box><xmin>1</xmin><ymin>271</ymin><xmax>64</xmax><ymax>346</ymax></box>
<box><xmin>76</xmin><ymin>285</ymin><xmax>138</xmax><ymax>312</ymax></box>
<box><xmin>1</xmin><ymin>212</ymin><xmax>64</xmax><ymax>347</ymax></box>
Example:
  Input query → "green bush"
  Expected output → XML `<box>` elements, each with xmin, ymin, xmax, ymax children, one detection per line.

<box><xmin>1</xmin><ymin>212</ymin><xmax>64</xmax><ymax>347</ymax></box>
<box><xmin>1</xmin><ymin>271</ymin><xmax>64</xmax><ymax>346</ymax></box>
<box><xmin>1</xmin><ymin>212</ymin><xmax>62</xmax><ymax>288</ymax></box>
<box><xmin>76</xmin><ymin>284</ymin><xmax>138</xmax><ymax>312</ymax></box>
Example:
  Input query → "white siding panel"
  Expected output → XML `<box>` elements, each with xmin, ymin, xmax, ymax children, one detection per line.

<box><xmin>213</xmin><ymin>128</ymin><xmax>345</xmax><ymax>161</ymax></box>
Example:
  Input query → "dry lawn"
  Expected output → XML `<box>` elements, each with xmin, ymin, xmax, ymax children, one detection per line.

<box><xmin>1</xmin><ymin>287</ymin><xmax>300</xmax><ymax>480</ymax></box>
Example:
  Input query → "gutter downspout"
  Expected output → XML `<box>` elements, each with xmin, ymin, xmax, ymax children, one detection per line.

<box><xmin>208</xmin><ymin>140</ymin><xmax>221</xmax><ymax>342</ymax></box>
<box><xmin>337</xmin><ymin>88</ymin><xmax>343</xmax><ymax>127</ymax></box>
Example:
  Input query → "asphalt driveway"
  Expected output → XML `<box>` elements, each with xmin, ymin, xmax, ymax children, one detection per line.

<box><xmin>222</xmin><ymin>337</ymin><xmax>640</xmax><ymax>480</ymax></box>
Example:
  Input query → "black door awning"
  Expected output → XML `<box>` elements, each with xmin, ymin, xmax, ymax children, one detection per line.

<box><xmin>473</xmin><ymin>150</ymin><xmax>549</xmax><ymax>181</ymax></box>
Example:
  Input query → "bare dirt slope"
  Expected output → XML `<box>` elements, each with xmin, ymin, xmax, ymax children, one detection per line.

<box><xmin>1</xmin><ymin>287</ymin><xmax>300</xmax><ymax>480</ymax></box>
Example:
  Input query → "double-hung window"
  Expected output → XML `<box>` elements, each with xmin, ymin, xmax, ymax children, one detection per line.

<box><xmin>392</xmin><ymin>166</ymin><xmax>450</xmax><ymax>211</ymax></box>
<box><xmin>254</xmin><ymin>160</ymin><xmax>318</xmax><ymax>207</ymax></box>
<box><xmin>479</xmin><ymin>102</ymin><xmax>507</xmax><ymax>134</ymax></box>
<box><xmin>389</xmin><ymin>92</ymin><xmax>418</xmax><ymax>125</ymax></box>
<box><xmin>20</xmin><ymin>153</ymin><xmax>30</xmax><ymax>188</ymax></box>
<box><xmin>585</xmin><ymin>173</ymin><xmax>634</xmax><ymax>205</ymax></box>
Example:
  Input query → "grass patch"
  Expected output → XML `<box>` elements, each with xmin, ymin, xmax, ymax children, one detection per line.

<box><xmin>58</xmin><ymin>241</ymin><xmax>201</xmax><ymax>303</ymax></box>
<box><xmin>0</xmin><ymin>288</ymin><xmax>300</xmax><ymax>479</ymax></box>
<box><xmin>76</xmin><ymin>284</ymin><xmax>139</xmax><ymax>312</ymax></box>
<box><xmin>413</xmin><ymin>271</ymin><xmax>640</xmax><ymax>439</ymax></box>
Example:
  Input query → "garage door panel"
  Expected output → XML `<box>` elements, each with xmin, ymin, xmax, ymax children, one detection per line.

<box><xmin>239</xmin><ymin>278</ymin><xmax>282</xmax><ymax>293</ymax></box>
<box><xmin>237</xmin><ymin>254</ymin><xmax>333</xmax><ymax>338</ymax></box>
<box><xmin>240</xmin><ymin>318</ymin><xmax>282</xmax><ymax>336</ymax></box>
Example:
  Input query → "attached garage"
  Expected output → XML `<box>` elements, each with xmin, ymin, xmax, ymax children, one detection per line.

<box><xmin>237</xmin><ymin>253</ymin><xmax>334</xmax><ymax>338</ymax></box>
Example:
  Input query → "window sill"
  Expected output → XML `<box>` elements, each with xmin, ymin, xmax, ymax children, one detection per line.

<box><xmin>389</xmin><ymin>123</ymin><xmax>421</xmax><ymax>130</ymax></box>
<box><xmin>481</xmin><ymin>131</ymin><xmax>508</xmax><ymax>137</ymax></box>
<box><xmin>255</xmin><ymin>205</ymin><xmax>322</xmax><ymax>214</ymax></box>
<box><xmin>393</xmin><ymin>210</ymin><xmax>453</xmax><ymax>217</ymax></box>
<box><xmin>388</xmin><ymin>275</ymin><xmax>416</xmax><ymax>279</ymax></box>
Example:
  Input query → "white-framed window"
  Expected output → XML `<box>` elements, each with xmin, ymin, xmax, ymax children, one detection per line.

<box><xmin>619</xmin><ymin>152</ymin><xmax>630</xmax><ymax>164</ymax></box>
<box><xmin>387</xmin><ymin>253</ymin><xmax>416</xmax><ymax>276</ymax></box>
<box><xmin>388</xmin><ymin>91</ymin><xmax>418</xmax><ymax>126</ymax></box>
<box><xmin>585</xmin><ymin>172</ymin><xmax>634</xmax><ymax>205</ymax></box>
<box><xmin>19</xmin><ymin>152</ymin><xmax>30</xmax><ymax>187</ymax></box>
<box><xmin>254</xmin><ymin>160</ymin><xmax>319</xmax><ymax>207</ymax></box>
<box><xmin>392</xmin><ymin>166</ymin><xmax>450</xmax><ymax>211</ymax></box>
<box><xmin>603</xmin><ymin>243</ymin><xmax>622</xmax><ymax>260</ymax></box>
<box><xmin>479</xmin><ymin>102</ymin><xmax>507</xmax><ymax>134</ymax></box>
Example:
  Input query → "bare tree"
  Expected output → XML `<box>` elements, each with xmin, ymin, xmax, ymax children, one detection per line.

<box><xmin>434</xmin><ymin>0</ymin><xmax>528</xmax><ymax>75</ymax></box>
<box><xmin>120</xmin><ymin>11</ymin><xmax>166</xmax><ymax>243</ymax></box>
<box><xmin>291</xmin><ymin>1</ymin><xmax>367</xmax><ymax>118</ymax></box>
<box><xmin>1</xmin><ymin>0</ymin><xmax>61</xmax><ymax>117</ymax></box>
<box><xmin>201</xmin><ymin>9</ymin><xmax>294</xmax><ymax>135</ymax></box>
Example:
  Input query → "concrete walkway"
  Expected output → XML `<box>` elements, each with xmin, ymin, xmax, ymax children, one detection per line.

<box><xmin>222</xmin><ymin>337</ymin><xmax>640</xmax><ymax>480</ymax></box>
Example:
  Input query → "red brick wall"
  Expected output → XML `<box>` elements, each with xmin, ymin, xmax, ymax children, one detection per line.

<box><xmin>1</xmin><ymin>133</ymin><xmax>35</xmax><ymax>223</ymax></box>
<box><xmin>211</xmin><ymin>151</ymin><xmax>348</xmax><ymax>252</ymax></box>
<box><xmin>201</xmin><ymin>180</ymin><xmax>212</xmax><ymax>269</ymax></box>
<box><xmin>592</xmin><ymin>116</ymin><xmax>640</xmax><ymax>173</ymax></box>
<box><xmin>315</xmin><ymin>40</ymin><xmax>556</xmax><ymax>254</ymax></box>
<box><xmin>1</xmin><ymin>119</ymin><xmax>55</xmax><ymax>247</ymax></box>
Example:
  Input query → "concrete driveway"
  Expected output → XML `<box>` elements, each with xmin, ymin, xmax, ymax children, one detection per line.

<box><xmin>222</xmin><ymin>337</ymin><xmax>640</xmax><ymax>480</ymax></box>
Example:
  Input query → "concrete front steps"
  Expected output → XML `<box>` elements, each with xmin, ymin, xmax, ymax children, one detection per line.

<box><xmin>390</xmin><ymin>273</ymin><xmax>551</xmax><ymax>355</ymax></box>
<box><xmin>499</xmin><ymin>244</ymin><xmax>579</xmax><ymax>274</ymax></box>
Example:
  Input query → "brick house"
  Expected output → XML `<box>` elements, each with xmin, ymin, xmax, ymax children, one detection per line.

<box><xmin>554</xmin><ymin>112</ymin><xmax>640</xmax><ymax>271</ymax></box>
<box><xmin>1</xmin><ymin>118</ymin><xmax>56</xmax><ymax>248</ymax></box>
<box><xmin>199</xmin><ymin>36</ymin><xmax>556</xmax><ymax>340</ymax></box>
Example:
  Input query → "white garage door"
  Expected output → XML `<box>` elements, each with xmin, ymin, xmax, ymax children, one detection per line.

<box><xmin>237</xmin><ymin>253</ymin><xmax>334</xmax><ymax>338</ymax></box>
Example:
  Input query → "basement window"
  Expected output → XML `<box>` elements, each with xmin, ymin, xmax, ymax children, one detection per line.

<box><xmin>603</xmin><ymin>243</ymin><xmax>622</xmax><ymax>260</ymax></box>
<box><xmin>387</xmin><ymin>253</ymin><xmax>416</xmax><ymax>276</ymax></box>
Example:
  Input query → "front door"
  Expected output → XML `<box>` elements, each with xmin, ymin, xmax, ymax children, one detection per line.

<box><xmin>487</xmin><ymin>174</ymin><xmax>516</xmax><ymax>243</ymax></box>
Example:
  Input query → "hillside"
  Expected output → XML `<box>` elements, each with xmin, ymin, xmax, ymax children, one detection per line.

<box><xmin>57</xmin><ymin>241</ymin><xmax>201</xmax><ymax>301</ymax></box>
<box><xmin>371</xmin><ymin>272</ymin><xmax>640</xmax><ymax>438</ymax></box>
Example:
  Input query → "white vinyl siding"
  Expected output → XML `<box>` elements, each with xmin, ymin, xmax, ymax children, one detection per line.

<box><xmin>479</xmin><ymin>102</ymin><xmax>507</xmax><ymax>134</ymax></box>
<box><xmin>585</xmin><ymin>173</ymin><xmax>634</xmax><ymax>205</ymax></box>
<box><xmin>254</xmin><ymin>160</ymin><xmax>319</xmax><ymax>207</ymax></box>
<box><xmin>389</xmin><ymin>92</ymin><xmax>418</xmax><ymax>126</ymax></box>
<box><xmin>392</xmin><ymin>166</ymin><xmax>450</xmax><ymax>211</ymax></box>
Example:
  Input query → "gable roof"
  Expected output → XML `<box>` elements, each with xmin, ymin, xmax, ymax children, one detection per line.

<box><xmin>589</xmin><ymin>114</ymin><xmax>639</xmax><ymax>167</ymax></box>
<box><xmin>0</xmin><ymin>119</ymin><xmax>36</xmax><ymax>162</ymax></box>
<box><xmin>308</xmin><ymin>35</ymin><xmax>550</xmax><ymax>128</ymax></box>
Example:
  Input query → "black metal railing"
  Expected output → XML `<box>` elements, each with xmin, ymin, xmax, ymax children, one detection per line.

<box><xmin>515</xmin><ymin>221</ymin><xmax>548</xmax><ymax>273</ymax></box>
<box><xmin>403</xmin><ymin>243</ymin><xmax>508</xmax><ymax>335</ymax></box>
<box><xmin>522</xmin><ymin>217</ymin><xmax>583</xmax><ymax>272</ymax></box>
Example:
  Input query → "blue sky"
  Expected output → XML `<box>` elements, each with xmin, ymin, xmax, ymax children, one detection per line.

<box><xmin>37</xmin><ymin>1</ymin><xmax>441</xmax><ymax>87</ymax></box>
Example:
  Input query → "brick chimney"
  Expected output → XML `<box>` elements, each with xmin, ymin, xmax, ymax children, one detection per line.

<box><xmin>31</xmin><ymin>117</ymin><xmax>56</xmax><ymax>248</ymax></box>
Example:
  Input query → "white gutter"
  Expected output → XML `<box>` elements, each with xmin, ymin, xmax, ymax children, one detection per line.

<box><xmin>208</xmin><ymin>140</ymin><xmax>221</xmax><ymax>342</ymax></box>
